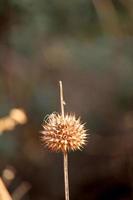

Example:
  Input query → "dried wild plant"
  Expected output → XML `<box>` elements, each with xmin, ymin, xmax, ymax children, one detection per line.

<box><xmin>42</xmin><ymin>113</ymin><xmax>86</xmax><ymax>152</ymax></box>
<box><xmin>41</xmin><ymin>81</ymin><xmax>87</xmax><ymax>200</ymax></box>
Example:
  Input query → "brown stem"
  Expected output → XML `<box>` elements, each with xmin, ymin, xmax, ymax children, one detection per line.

<box><xmin>59</xmin><ymin>80</ymin><xmax>65</xmax><ymax>118</ymax></box>
<box><xmin>63</xmin><ymin>152</ymin><xmax>69</xmax><ymax>200</ymax></box>
<box><xmin>92</xmin><ymin>0</ymin><xmax>122</xmax><ymax>36</ymax></box>
<box><xmin>0</xmin><ymin>177</ymin><xmax>12</xmax><ymax>200</ymax></box>
<box><xmin>59</xmin><ymin>81</ymin><xmax>70</xmax><ymax>200</ymax></box>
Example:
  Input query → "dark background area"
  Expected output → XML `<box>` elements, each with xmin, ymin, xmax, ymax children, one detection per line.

<box><xmin>0</xmin><ymin>0</ymin><xmax>133</xmax><ymax>199</ymax></box>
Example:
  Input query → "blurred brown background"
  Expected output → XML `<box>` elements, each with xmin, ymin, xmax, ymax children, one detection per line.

<box><xmin>0</xmin><ymin>0</ymin><xmax>133</xmax><ymax>199</ymax></box>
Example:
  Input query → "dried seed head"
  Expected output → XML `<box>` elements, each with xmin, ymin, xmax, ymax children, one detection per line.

<box><xmin>41</xmin><ymin>113</ymin><xmax>87</xmax><ymax>152</ymax></box>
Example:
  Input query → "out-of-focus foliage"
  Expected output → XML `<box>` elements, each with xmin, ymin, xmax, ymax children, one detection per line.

<box><xmin>0</xmin><ymin>0</ymin><xmax>133</xmax><ymax>199</ymax></box>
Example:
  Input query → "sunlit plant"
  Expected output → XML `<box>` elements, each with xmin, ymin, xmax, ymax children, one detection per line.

<box><xmin>41</xmin><ymin>81</ymin><xmax>87</xmax><ymax>200</ymax></box>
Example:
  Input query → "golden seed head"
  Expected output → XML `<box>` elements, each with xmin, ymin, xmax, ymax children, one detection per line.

<box><xmin>41</xmin><ymin>113</ymin><xmax>87</xmax><ymax>152</ymax></box>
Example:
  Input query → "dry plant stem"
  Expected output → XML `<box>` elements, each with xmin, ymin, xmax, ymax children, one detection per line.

<box><xmin>64</xmin><ymin>152</ymin><xmax>69</xmax><ymax>200</ymax></box>
<box><xmin>0</xmin><ymin>177</ymin><xmax>12</xmax><ymax>200</ymax></box>
<box><xmin>59</xmin><ymin>81</ymin><xmax>70</xmax><ymax>200</ymax></box>
<box><xmin>59</xmin><ymin>81</ymin><xmax>65</xmax><ymax>118</ymax></box>
<box><xmin>12</xmin><ymin>182</ymin><xmax>31</xmax><ymax>200</ymax></box>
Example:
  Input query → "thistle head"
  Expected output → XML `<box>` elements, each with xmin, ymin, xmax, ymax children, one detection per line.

<box><xmin>41</xmin><ymin>113</ymin><xmax>87</xmax><ymax>153</ymax></box>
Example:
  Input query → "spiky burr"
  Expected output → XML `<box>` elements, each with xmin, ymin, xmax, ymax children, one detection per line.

<box><xmin>41</xmin><ymin>81</ymin><xmax>88</xmax><ymax>200</ymax></box>
<box><xmin>41</xmin><ymin>113</ymin><xmax>87</xmax><ymax>152</ymax></box>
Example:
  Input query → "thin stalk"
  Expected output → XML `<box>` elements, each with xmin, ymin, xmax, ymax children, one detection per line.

<box><xmin>64</xmin><ymin>152</ymin><xmax>69</xmax><ymax>200</ymax></box>
<box><xmin>59</xmin><ymin>81</ymin><xmax>70</xmax><ymax>200</ymax></box>
<box><xmin>59</xmin><ymin>81</ymin><xmax>65</xmax><ymax>118</ymax></box>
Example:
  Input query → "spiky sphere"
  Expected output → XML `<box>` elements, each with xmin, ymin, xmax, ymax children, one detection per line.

<box><xmin>41</xmin><ymin>113</ymin><xmax>87</xmax><ymax>152</ymax></box>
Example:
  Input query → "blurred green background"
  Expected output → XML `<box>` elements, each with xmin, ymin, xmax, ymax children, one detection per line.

<box><xmin>0</xmin><ymin>0</ymin><xmax>133</xmax><ymax>199</ymax></box>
